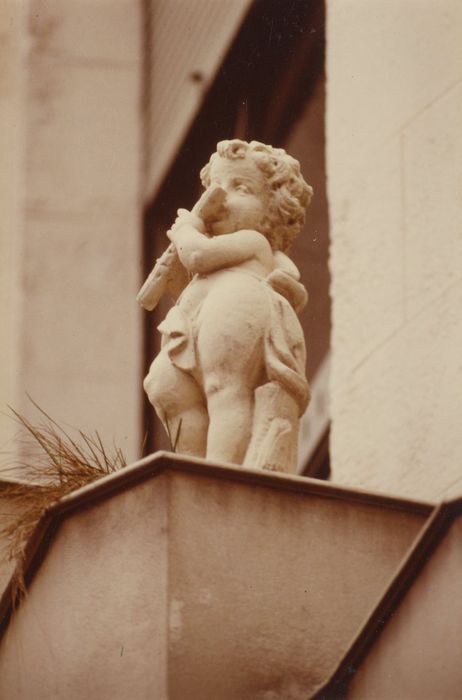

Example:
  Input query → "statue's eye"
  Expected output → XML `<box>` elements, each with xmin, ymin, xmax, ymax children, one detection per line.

<box><xmin>235</xmin><ymin>182</ymin><xmax>251</xmax><ymax>193</ymax></box>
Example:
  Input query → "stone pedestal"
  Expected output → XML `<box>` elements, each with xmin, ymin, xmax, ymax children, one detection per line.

<box><xmin>0</xmin><ymin>454</ymin><xmax>430</xmax><ymax>699</ymax></box>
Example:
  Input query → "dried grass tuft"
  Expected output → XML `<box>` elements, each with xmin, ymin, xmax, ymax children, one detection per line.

<box><xmin>0</xmin><ymin>401</ymin><xmax>127</xmax><ymax>600</ymax></box>
<box><xmin>165</xmin><ymin>417</ymin><xmax>182</xmax><ymax>453</ymax></box>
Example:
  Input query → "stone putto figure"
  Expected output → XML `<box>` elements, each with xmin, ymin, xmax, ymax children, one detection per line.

<box><xmin>137</xmin><ymin>140</ymin><xmax>313</xmax><ymax>473</ymax></box>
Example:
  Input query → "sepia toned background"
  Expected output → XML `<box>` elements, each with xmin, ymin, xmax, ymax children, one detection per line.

<box><xmin>1</xmin><ymin>0</ymin><xmax>461</xmax><ymax>499</ymax></box>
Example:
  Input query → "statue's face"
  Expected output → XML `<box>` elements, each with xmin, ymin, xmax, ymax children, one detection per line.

<box><xmin>206</xmin><ymin>156</ymin><xmax>270</xmax><ymax>236</ymax></box>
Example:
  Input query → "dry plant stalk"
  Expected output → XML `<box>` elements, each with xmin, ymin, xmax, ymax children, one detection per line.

<box><xmin>0</xmin><ymin>403</ymin><xmax>127</xmax><ymax>597</ymax></box>
<box><xmin>165</xmin><ymin>417</ymin><xmax>182</xmax><ymax>453</ymax></box>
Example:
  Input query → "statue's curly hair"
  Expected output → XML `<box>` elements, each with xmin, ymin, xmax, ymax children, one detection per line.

<box><xmin>200</xmin><ymin>139</ymin><xmax>313</xmax><ymax>251</ymax></box>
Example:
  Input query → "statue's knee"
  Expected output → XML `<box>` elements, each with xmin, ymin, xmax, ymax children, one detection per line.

<box><xmin>204</xmin><ymin>373</ymin><xmax>239</xmax><ymax>399</ymax></box>
<box><xmin>205</xmin><ymin>374</ymin><xmax>250</xmax><ymax>403</ymax></box>
<box><xmin>204</xmin><ymin>373</ymin><xmax>222</xmax><ymax>398</ymax></box>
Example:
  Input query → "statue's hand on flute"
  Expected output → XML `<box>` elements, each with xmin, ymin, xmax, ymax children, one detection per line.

<box><xmin>136</xmin><ymin>187</ymin><xmax>227</xmax><ymax>311</ymax></box>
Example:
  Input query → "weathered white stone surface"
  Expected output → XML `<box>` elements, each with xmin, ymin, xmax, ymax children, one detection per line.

<box><xmin>327</xmin><ymin>0</ymin><xmax>462</xmax><ymax>499</ymax></box>
<box><xmin>141</xmin><ymin>141</ymin><xmax>313</xmax><ymax>473</ymax></box>
<box><xmin>0</xmin><ymin>454</ymin><xmax>429</xmax><ymax>700</ymax></box>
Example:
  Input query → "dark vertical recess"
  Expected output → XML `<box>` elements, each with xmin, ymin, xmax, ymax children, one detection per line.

<box><xmin>139</xmin><ymin>0</ymin><xmax>155</xmax><ymax>449</ymax></box>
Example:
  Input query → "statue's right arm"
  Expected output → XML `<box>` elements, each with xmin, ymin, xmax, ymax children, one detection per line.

<box><xmin>168</xmin><ymin>224</ymin><xmax>271</xmax><ymax>275</ymax></box>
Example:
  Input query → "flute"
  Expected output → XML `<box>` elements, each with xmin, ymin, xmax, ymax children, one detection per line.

<box><xmin>136</xmin><ymin>187</ymin><xmax>227</xmax><ymax>311</ymax></box>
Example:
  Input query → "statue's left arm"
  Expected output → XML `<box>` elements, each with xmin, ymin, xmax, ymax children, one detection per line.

<box><xmin>266</xmin><ymin>251</ymin><xmax>308</xmax><ymax>314</ymax></box>
<box><xmin>167</xmin><ymin>212</ymin><xmax>270</xmax><ymax>275</ymax></box>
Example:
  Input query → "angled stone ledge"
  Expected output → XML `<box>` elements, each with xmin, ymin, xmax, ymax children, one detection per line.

<box><xmin>0</xmin><ymin>453</ymin><xmax>433</xmax><ymax>699</ymax></box>
<box><xmin>315</xmin><ymin>497</ymin><xmax>462</xmax><ymax>699</ymax></box>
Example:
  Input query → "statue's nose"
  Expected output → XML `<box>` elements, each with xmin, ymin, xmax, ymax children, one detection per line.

<box><xmin>211</xmin><ymin>185</ymin><xmax>226</xmax><ymax>197</ymax></box>
<box><xmin>207</xmin><ymin>186</ymin><xmax>227</xmax><ymax>203</ymax></box>
<box><xmin>199</xmin><ymin>186</ymin><xmax>228</xmax><ymax>223</ymax></box>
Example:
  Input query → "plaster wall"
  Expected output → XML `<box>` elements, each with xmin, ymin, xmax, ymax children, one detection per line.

<box><xmin>0</xmin><ymin>459</ymin><xmax>428</xmax><ymax>699</ymax></box>
<box><xmin>0</xmin><ymin>0</ymin><xmax>143</xmax><ymax>461</ymax></box>
<box><xmin>327</xmin><ymin>1</ymin><xmax>462</xmax><ymax>499</ymax></box>
<box><xmin>0</xmin><ymin>2</ymin><xmax>26</xmax><ymax>450</ymax></box>
<box><xmin>348</xmin><ymin>515</ymin><xmax>462</xmax><ymax>699</ymax></box>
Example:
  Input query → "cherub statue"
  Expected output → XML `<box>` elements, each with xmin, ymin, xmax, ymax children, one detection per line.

<box><xmin>137</xmin><ymin>140</ymin><xmax>313</xmax><ymax>472</ymax></box>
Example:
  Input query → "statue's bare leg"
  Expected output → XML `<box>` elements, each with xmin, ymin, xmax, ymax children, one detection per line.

<box><xmin>144</xmin><ymin>351</ymin><xmax>208</xmax><ymax>457</ymax></box>
<box><xmin>205</xmin><ymin>380</ymin><xmax>254</xmax><ymax>464</ymax></box>
<box><xmin>197</xmin><ymin>285</ymin><xmax>267</xmax><ymax>463</ymax></box>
